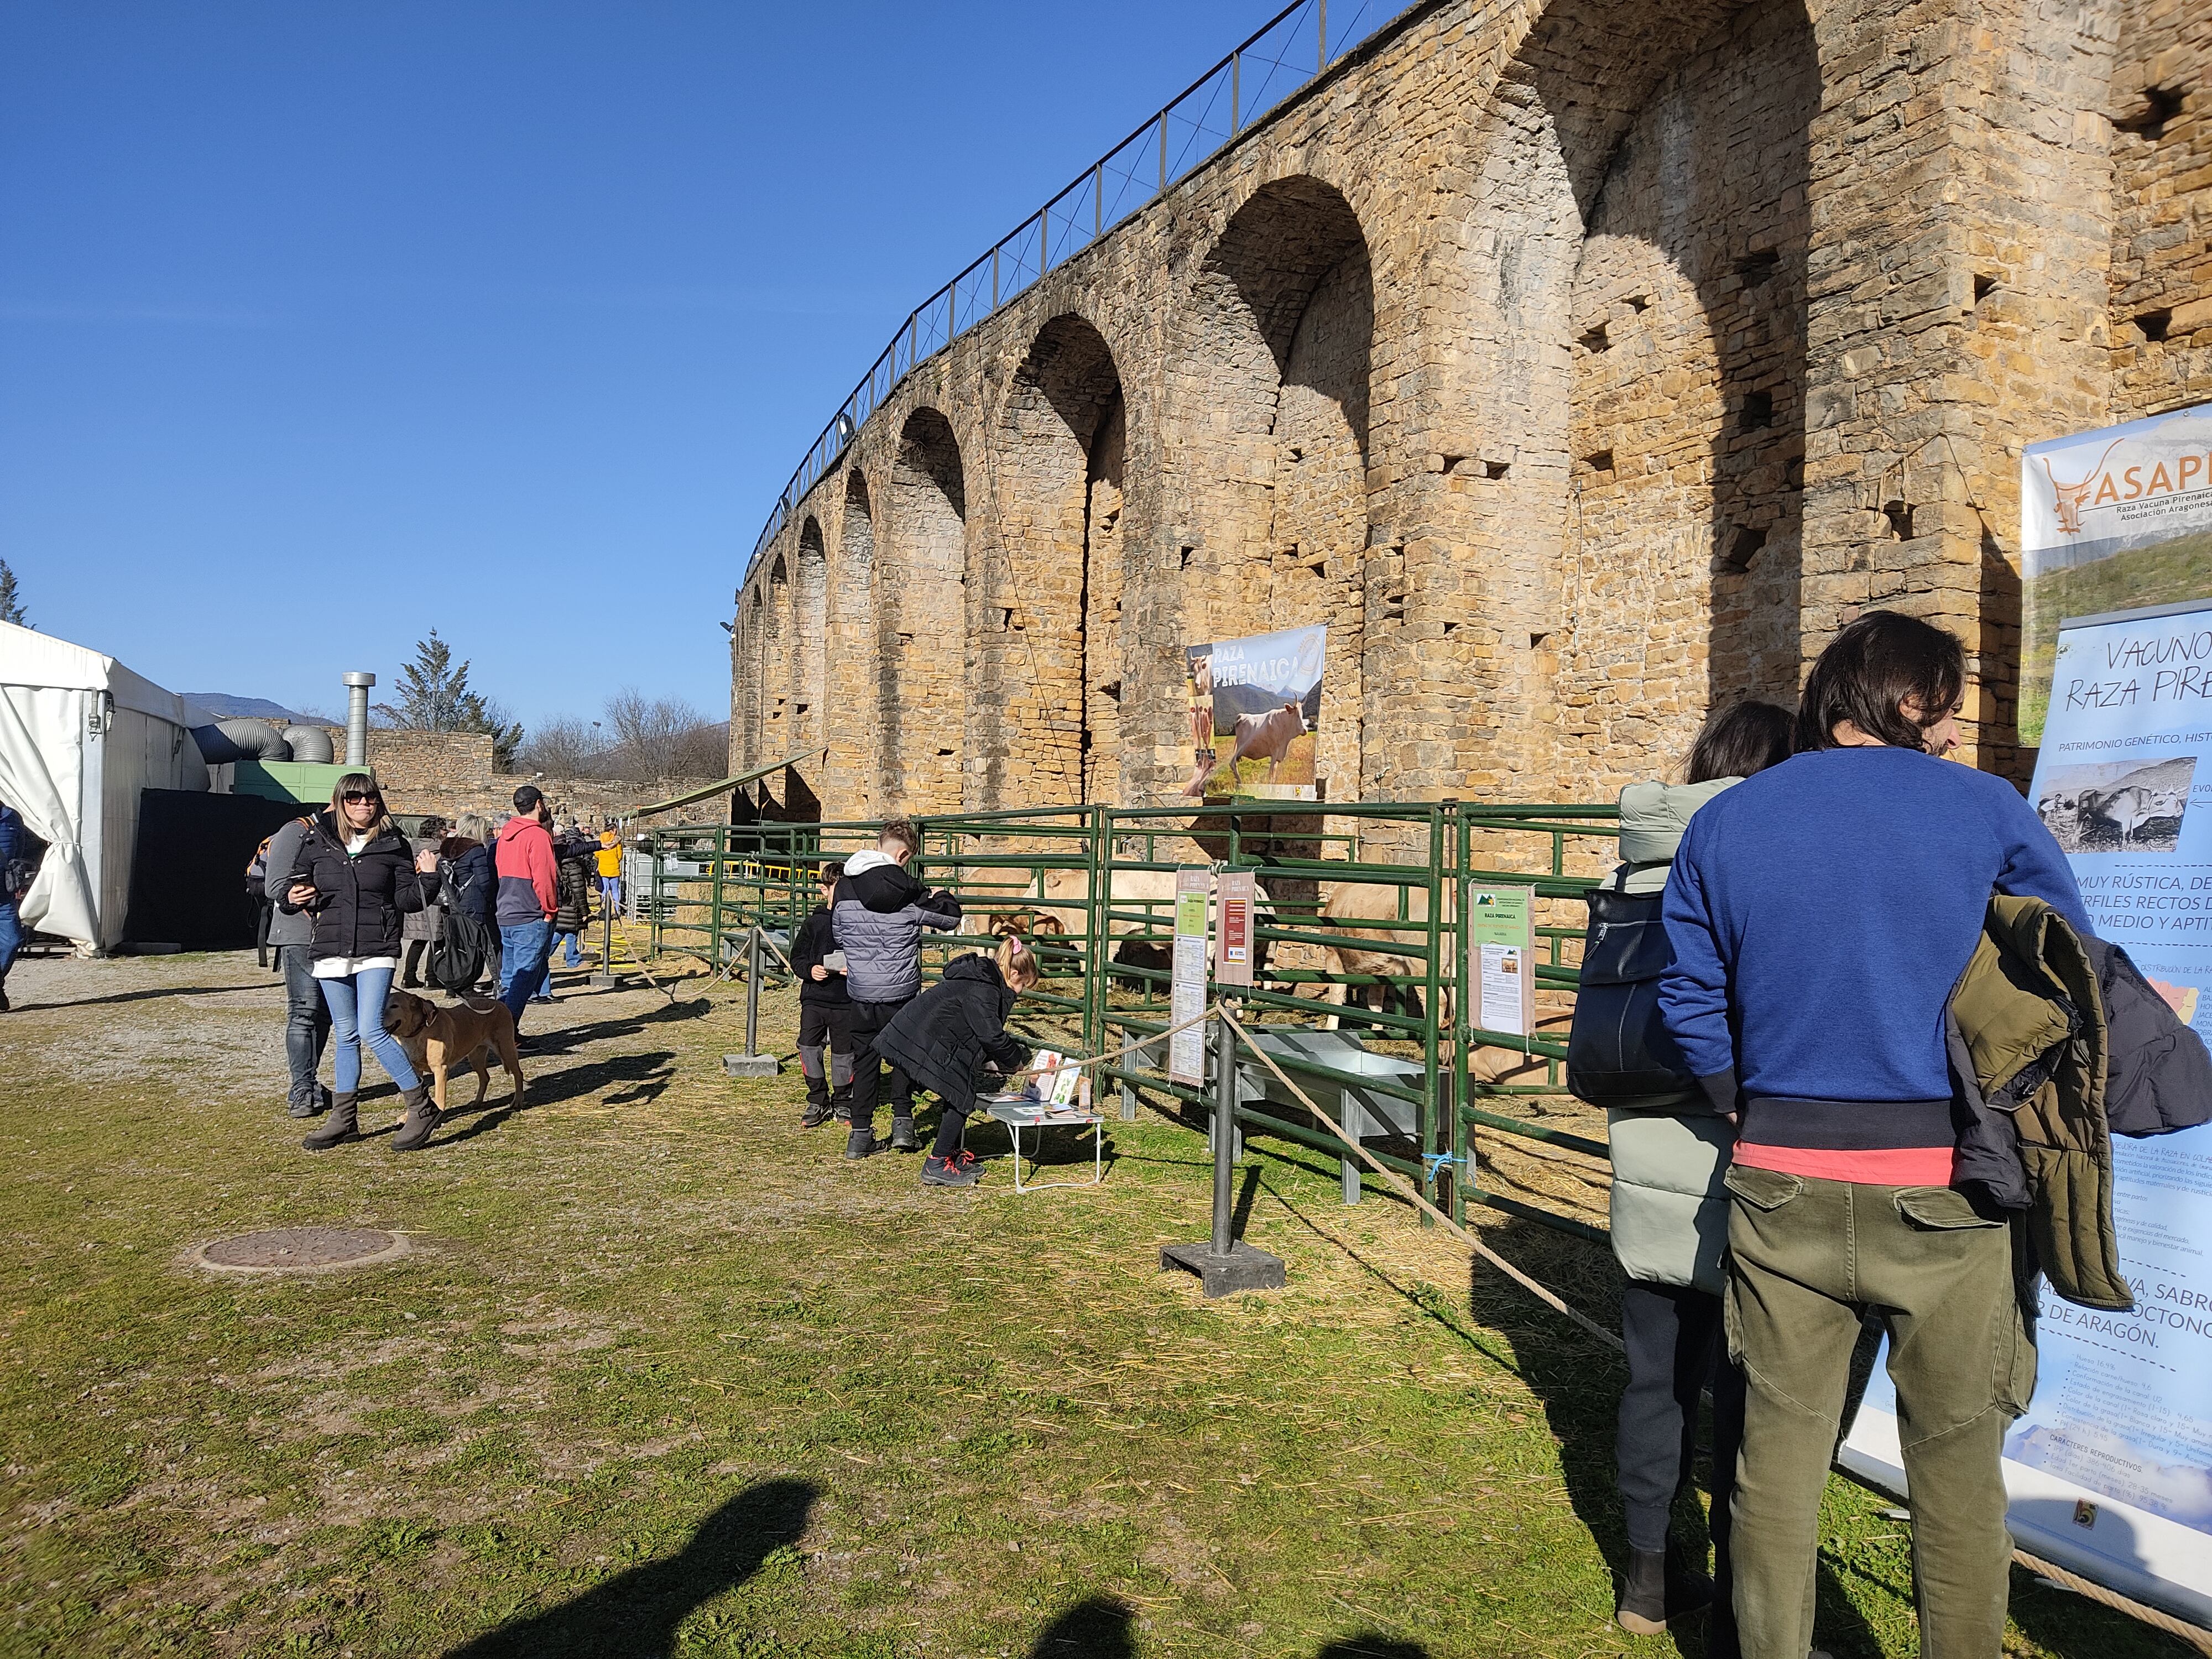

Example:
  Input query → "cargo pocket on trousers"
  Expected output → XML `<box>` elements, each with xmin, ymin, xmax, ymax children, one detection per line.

<box><xmin>1893</xmin><ymin>1187</ymin><xmax>2004</xmax><ymax>1230</ymax></box>
<box><xmin>1722</xmin><ymin>1164</ymin><xmax>1804</xmax><ymax>1212</ymax></box>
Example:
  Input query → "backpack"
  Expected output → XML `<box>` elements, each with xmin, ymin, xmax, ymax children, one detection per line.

<box><xmin>246</xmin><ymin>816</ymin><xmax>313</xmax><ymax>898</ymax></box>
<box><xmin>429</xmin><ymin>914</ymin><xmax>489</xmax><ymax>993</ymax></box>
<box><xmin>1565</xmin><ymin>880</ymin><xmax>1698</xmax><ymax>1107</ymax></box>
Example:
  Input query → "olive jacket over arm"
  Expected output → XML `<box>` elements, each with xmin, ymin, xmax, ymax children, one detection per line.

<box><xmin>278</xmin><ymin>811</ymin><xmax>425</xmax><ymax>963</ymax></box>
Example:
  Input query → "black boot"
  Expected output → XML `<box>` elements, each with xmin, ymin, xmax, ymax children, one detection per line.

<box><xmin>844</xmin><ymin>1126</ymin><xmax>880</xmax><ymax>1160</ymax></box>
<box><xmin>390</xmin><ymin>1085</ymin><xmax>441</xmax><ymax>1152</ymax></box>
<box><xmin>1616</xmin><ymin>1544</ymin><xmax>1713</xmax><ymax>1636</ymax></box>
<box><xmin>302</xmin><ymin>1092</ymin><xmax>360</xmax><ymax>1151</ymax></box>
<box><xmin>889</xmin><ymin>1115</ymin><xmax>919</xmax><ymax>1153</ymax></box>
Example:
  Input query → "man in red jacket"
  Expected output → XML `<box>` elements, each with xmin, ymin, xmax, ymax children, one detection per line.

<box><xmin>494</xmin><ymin>784</ymin><xmax>559</xmax><ymax>1031</ymax></box>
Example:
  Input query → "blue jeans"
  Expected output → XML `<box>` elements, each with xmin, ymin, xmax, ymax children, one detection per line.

<box><xmin>499</xmin><ymin>919</ymin><xmax>555</xmax><ymax>1027</ymax></box>
<box><xmin>318</xmin><ymin>967</ymin><xmax>419</xmax><ymax>1094</ymax></box>
<box><xmin>280</xmin><ymin>945</ymin><xmax>332</xmax><ymax>1108</ymax></box>
<box><xmin>597</xmin><ymin>875</ymin><xmax>622</xmax><ymax>911</ymax></box>
<box><xmin>0</xmin><ymin>899</ymin><xmax>22</xmax><ymax>990</ymax></box>
<box><xmin>555</xmin><ymin>930</ymin><xmax>582</xmax><ymax>968</ymax></box>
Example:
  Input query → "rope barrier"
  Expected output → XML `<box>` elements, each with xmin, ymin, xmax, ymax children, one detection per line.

<box><xmin>1217</xmin><ymin>1005</ymin><xmax>1623</xmax><ymax>1353</ymax></box>
<box><xmin>2010</xmin><ymin>1547</ymin><xmax>2212</xmax><ymax>1653</ymax></box>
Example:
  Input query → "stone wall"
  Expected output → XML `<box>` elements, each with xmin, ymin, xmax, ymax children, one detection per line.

<box><xmin>732</xmin><ymin>0</ymin><xmax>2212</xmax><ymax>818</ymax></box>
<box><xmin>306</xmin><ymin>728</ymin><xmax>717</xmax><ymax>825</ymax></box>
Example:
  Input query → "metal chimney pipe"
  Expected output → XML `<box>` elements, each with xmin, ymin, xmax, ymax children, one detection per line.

<box><xmin>342</xmin><ymin>671</ymin><xmax>375</xmax><ymax>768</ymax></box>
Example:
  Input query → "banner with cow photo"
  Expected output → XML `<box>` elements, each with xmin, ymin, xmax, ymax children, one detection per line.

<box><xmin>2021</xmin><ymin>401</ymin><xmax>2212</xmax><ymax>744</ymax></box>
<box><xmin>1181</xmin><ymin>625</ymin><xmax>1325</xmax><ymax>801</ymax></box>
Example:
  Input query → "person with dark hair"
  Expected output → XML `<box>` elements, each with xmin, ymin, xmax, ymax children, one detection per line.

<box><xmin>792</xmin><ymin>861</ymin><xmax>854</xmax><ymax>1129</ymax></box>
<box><xmin>279</xmin><ymin>774</ymin><xmax>440</xmax><ymax>1152</ymax></box>
<box><xmin>494</xmin><ymin>784</ymin><xmax>559</xmax><ymax>1032</ymax></box>
<box><xmin>877</xmin><ymin>934</ymin><xmax>1041</xmax><ymax>1188</ymax></box>
<box><xmin>832</xmin><ymin>815</ymin><xmax>962</xmax><ymax>1159</ymax></box>
<box><xmin>1660</xmin><ymin>611</ymin><xmax>2088</xmax><ymax>1659</ymax></box>
<box><xmin>260</xmin><ymin>807</ymin><xmax>332</xmax><ymax>1116</ymax></box>
<box><xmin>1568</xmin><ymin>701</ymin><xmax>1792</xmax><ymax>1644</ymax></box>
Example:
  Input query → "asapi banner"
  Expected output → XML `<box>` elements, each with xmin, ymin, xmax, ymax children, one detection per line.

<box><xmin>1181</xmin><ymin>625</ymin><xmax>1324</xmax><ymax>801</ymax></box>
<box><xmin>2021</xmin><ymin>403</ymin><xmax>2212</xmax><ymax>744</ymax></box>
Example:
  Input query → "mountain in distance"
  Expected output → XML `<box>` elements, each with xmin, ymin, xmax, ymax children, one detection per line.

<box><xmin>182</xmin><ymin>693</ymin><xmax>322</xmax><ymax>725</ymax></box>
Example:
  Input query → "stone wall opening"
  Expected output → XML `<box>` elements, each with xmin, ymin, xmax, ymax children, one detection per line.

<box><xmin>1469</xmin><ymin>0</ymin><xmax>1813</xmax><ymax>795</ymax></box>
<box><xmin>884</xmin><ymin>409</ymin><xmax>968</xmax><ymax>811</ymax></box>
<box><xmin>795</xmin><ymin>519</ymin><xmax>827</xmax><ymax>765</ymax></box>
<box><xmin>2110</xmin><ymin>9</ymin><xmax>2210</xmax><ymax>419</ymax></box>
<box><xmin>1187</xmin><ymin>175</ymin><xmax>1374</xmax><ymax>801</ymax></box>
<box><xmin>832</xmin><ymin>471</ymin><xmax>877</xmax><ymax>816</ymax></box>
<box><xmin>984</xmin><ymin>315</ymin><xmax>1126</xmax><ymax>807</ymax></box>
<box><xmin>763</xmin><ymin>552</ymin><xmax>790</xmax><ymax>761</ymax></box>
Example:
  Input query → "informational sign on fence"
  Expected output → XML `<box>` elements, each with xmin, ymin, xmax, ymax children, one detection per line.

<box><xmin>1840</xmin><ymin>594</ymin><xmax>2212</xmax><ymax>1627</ymax></box>
<box><xmin>1181</xmin><ymin>624</ymin><xmax>1326</xmax><ymax>801</ymax></box>
<box><xmin>1215</xmin><ymin>869</ymin><xmax>1256</xmax><ymax>989</ymax></box>
<box><xmin>1168</xmin><ymin>867</ymin><xmax>1212</xmax><ymax>1086</ymax></box>
<box><xmin>1466</xmin><ymin>884</ymin><xmax>1535</xmax><ymax>1039</ymax></box>
<box><xmin>2020</xmin><ymin>401</ymin><xmax>2212</xmax><ymax>745</ymax></box>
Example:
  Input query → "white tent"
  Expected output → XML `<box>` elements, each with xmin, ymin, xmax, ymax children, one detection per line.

<box><xmin>0</xmin><ymin>619</ymin><xmax>210</xmax><ymax>951</ymax></box>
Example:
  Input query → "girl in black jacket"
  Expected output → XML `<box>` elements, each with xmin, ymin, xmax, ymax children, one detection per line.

<box><xmin>279</xmin><ymin>774</ymin><xmax>439</xmax><ymax>1154</ymax></box>
<box><xmin>878</xmin><ymin>935</ymin><xmax>1040</xmax><ymax>1187</ymax></box>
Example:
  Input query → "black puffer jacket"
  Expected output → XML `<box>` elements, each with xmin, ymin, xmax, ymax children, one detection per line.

<box><xmin>877</xmin><ymin>954</ymin><xmax>1031</xmax><ymax>1113</ymax></box>
<box><xmin>279</xmin><ymin>811</ymin><xmax>425</xmax><ymax>963</ymax></box>
<box><xmin>553</xmin><ymin>836</ymin><xmax>594</xmax><ymax>933</ymax></box>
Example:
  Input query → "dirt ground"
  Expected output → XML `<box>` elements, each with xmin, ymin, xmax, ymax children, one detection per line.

<box><xmin>0</xmin><ymin>940</ymin><xmax>2184</xmax><ymax>1658</ymax></box>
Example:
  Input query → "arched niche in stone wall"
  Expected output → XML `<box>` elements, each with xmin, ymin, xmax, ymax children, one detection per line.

<box><xmin>742</xmin><ymin>583</ymin><xmax>766</xmax><ymax>773</ymax></box>
<box><xmin>764</xmin><ymin>554</ymin><xmax>790</xmax><ymax>762</ymax></box>
<box><xmin>982</xmin><ymin>314</ymin><xmax>1129</xmax><ymax>808</ymax></box>
<box><xmin>794</xmin><ymin>520</ymin><xmax>827</xmax><ymax>766</ymax></box>
<box><xmin>832</xmin><ymin>471</ymin><xmax>878</xmax><ymax>817</ymax></box>
<box><xmin>883</xmin><ymin>408</ymin><xmax>968</xmax><ymax>813</ymax></box>
<box><xmin>1459</xmin><ymin>0</ymin><xmax>1814</xmax><ymax>797</ymax></box>
<box><xmin>1185</xmin><ymin>175</ymin><xmax>1373</xmax><ymax>805</ymax></box>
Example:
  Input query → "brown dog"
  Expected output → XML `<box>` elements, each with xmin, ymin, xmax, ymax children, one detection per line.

<box><xmin>383</xmin><ymin>990</ymin><xmax>526</xmax><ymax>1115</ymax></box>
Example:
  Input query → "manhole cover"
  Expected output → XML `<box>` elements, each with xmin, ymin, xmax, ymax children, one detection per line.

<box><xmin>192</xmin><ymin>1227</ymin><xmax>409</xmax><ymax>1274</ymax></box>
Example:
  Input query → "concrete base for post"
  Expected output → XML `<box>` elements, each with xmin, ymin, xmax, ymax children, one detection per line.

<box><xmin>1159</xmin><ymin>1240</ymin><xmax>1286</xmax><ymax>1297</ymax></box>
<box><xmin>591</xmin><ymin>971</ymin><xmax>619</xmax><ymax>989</ymax></box>
<box><xmin>722</xmin><ymin>1053</ymin><xmax>781</xmax><ymax>1079</ymax></box>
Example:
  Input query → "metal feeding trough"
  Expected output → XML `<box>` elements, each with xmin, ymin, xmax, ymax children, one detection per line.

<box><xmin>1237</xmin><ymin>1030</ymin><xmax>1426</xmax><ymax>1204</ymax></box>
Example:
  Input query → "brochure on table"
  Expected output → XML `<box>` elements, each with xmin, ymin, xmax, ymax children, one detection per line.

<box><xmin>1838</xmin><ymin>593</ymin><xmax>2212</xmax><ymax>1626</ymax></box>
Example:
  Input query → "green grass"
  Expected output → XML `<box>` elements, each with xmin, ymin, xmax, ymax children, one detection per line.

<box><xmin>2021</xmin><ymin>529</ymin><xmax>2212</xmax><ymax>743</ymax></box>
<box><xmin>0</xmin><ymin>948</ymin><xmax>2187</xmax><ymax>1657</ymax></box>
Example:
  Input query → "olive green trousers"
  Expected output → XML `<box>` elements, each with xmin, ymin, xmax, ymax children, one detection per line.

<box><xmin>1723</xmin><ymin>1165</ymin><xmax>2035</xmax><ymax>1659</ymax></box>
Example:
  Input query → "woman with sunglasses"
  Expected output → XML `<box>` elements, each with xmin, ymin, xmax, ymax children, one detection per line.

<box><xmin>279</xmin><ymin>773</ymin><xmax>441</xmax><ymax>1152</ymax></box>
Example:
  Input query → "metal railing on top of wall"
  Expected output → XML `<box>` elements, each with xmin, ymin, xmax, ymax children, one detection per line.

<box><xmin>744</xmin><ymin>0</ymin><xmax>1404</xmax><ymax>583</ymax></box>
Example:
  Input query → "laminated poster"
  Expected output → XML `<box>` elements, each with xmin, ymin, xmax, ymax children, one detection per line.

<box><xmin>1839</xmin><ymin>594</ymin><xmax>2212</xmax><ymax>1627</ymax></box>
<box><xmin>1181</xmin><ymin>625</ymin><xmax>1325</xmax><ymax>801</ymax></box>
<box><xmin>1168</xmin><ymin>867</ymin><xmax>1211</xmax><ymax>1087</ymax></box>
<box><xmin>1217</xmin><ymin>869</ymin><xmax>1257</xmax><ymax>989</ymax></box>
<box><xmin>1467</xmin><ymin>885</ymin><xmax>1535</xmax><ymax>1040</ymax></box>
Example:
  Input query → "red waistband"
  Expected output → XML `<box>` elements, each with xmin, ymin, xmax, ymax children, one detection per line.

<box><xmin>1732</xmin><ymin>1140</ymin><xmax>1958</xmax><ymax>1186</ymax></box>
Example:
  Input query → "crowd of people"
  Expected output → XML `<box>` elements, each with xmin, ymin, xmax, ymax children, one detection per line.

<box><xmin>1577</xmin><ymin>609</ymin><xmax>2210</xmax><ymax>1659</ymax></box>
<box><xmin>264</xmin><ymin>779</ymin><xmax>624</xmax><ymax>1151</ymax></box>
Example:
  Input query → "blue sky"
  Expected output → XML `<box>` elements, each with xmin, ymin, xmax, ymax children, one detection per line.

<box><xmin>0</xmin><ymin>1</ymin><xmax>1297</xmax><ymax>731</ymax></box>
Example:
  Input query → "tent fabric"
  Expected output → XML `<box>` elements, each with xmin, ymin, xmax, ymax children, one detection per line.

<box><xmin>0</xmin><ymin>618</ymin><xmax>210</xmax><ymax>950</ymax></box>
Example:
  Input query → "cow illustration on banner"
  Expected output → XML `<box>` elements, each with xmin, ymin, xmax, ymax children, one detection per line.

<box><xmin>1181</xmin><ymin>625</ymin><xmax>1326</xmax><ymax>801</ymax></box>
<box><xmin>2021</xmin><ymin>403</ymin><xmax>2212</xmax><ymax>744</ymax></box>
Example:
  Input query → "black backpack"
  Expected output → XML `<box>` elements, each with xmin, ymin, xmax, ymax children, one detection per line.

<box><xmin>429</xmin><ymin>913</ymin><xmax>488</xmax><ymax>993</ymax></box>
<box><xmin>1565</xmin><ymin>876</ymin><xmax>1698</xmax><ymax>1107</ymax></box>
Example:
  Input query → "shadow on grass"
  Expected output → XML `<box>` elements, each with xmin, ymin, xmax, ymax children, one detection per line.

<box><xmin>1318</xmin><ymin>1639</ymin><xmax>1429</xmax><ymax>1658</ymax></box>
<box><xmin>1029</xmin><ymin>1595</ymin><xmax>1137</xmax><ymax>1656</ymax></box>
<box><xmin>443</xmin><ymin>1478</ymin><xmax>816</xmax><ymax>1658</ymax></box>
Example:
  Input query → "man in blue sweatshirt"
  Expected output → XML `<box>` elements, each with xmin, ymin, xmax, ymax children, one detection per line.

<box><xmin>1661</xmin><ymin>612</ymin><xmax>2087</xmax><ymax>1659</ymax></box>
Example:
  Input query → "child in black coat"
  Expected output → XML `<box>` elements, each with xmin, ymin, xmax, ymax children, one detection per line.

<box><xmin>791</xmin><ymin>863</ymin><xmax>853</xmax><ymax>1129</ymax></box>
<box><xmin>877</xmin><ymin>935</ymin><xmax>1041</xmax><ymax>1187</ymax></box>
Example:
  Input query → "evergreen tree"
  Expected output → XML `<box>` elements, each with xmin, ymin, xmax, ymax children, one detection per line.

<box><xmin>0</xmin><ymin>560</ymin><xmax>28</xmax><ymax>628</ymax></box>
<box><xmin>375</xmin><ymin>631</ymin><xmax>525</xmax><ymax>770</ymax></box>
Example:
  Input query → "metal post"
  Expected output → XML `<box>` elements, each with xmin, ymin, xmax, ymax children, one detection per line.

<box><xmin>992</xmin><ymin>244</ymin><xmax>1000</xmax><ymax>310</ymax></box>
<box><xmin>1231</xmin><ymin>53</ymin><xmax>1240</xmax><ymax>137</ymax></box>
<box><xmin>1318</xmin><ymin>0</ymin><xmax>1327</xmax><ymax>69</ymax></box>
<box><xmin>745</xmin><ymin>927</ymin><xmax>760</xmax><ymax>1056</ymax></box>
<box><xmin>1094</xmin><ymin>163</ymin><xmax>1103</xmax><ymax>239</ymax></box>
<box><xmin>1158</xmin><ymin>111</ymin><xmax>1168</xmax><ymax>195</ymax></box>
<box><xmin>947</xmin><ymin>283</ymin><xmax>955</xmax><ymax>341</ymax></box>
<box><xmin>1040</xmin><ymin>209</ymin><xmax>1050</xmax><ymax>278</ymax></box>
<box><xmin>1211</xmin><ymin>1000</ymin><xmax>1238</xmax><ymax>1253</ymax></box>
